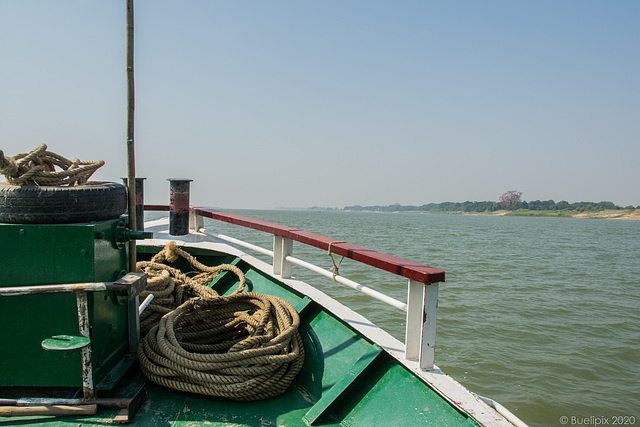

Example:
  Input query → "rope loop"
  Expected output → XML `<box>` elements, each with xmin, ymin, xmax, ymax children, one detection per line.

<box><xmin>0</xmin><ymin>144</ymin><xmax>104</xmax><ymax>186</ymax></box>
<box><xmin>327</xmin><ymin>241</ymin><xmax>346</xmax><ymax>281</ymax></box>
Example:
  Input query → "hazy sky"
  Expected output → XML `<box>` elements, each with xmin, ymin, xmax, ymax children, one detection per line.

<box><xmin>1</xmin><ymin>1</ymin><xmax>638</xmax><ymax>209</ymax></box>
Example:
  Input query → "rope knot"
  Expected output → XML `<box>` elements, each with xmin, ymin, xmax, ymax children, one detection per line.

<box><xmin>163</xmin><ymin>241</ymin><xmax>180</xmax><ymax>262</ymax></box>
<box><xmin>327</xmin><ymin>241</ymin><xmax>346</xmax><ymax>281</ymax></box>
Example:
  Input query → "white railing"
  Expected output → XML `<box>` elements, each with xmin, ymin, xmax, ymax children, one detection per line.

<box><xmin>188</xmin><ymin>211</ymin><xmax>440</xmax><ymax>370</ymax></box>
<box><xmin>204</xmin><ymin>230</ymin><xmax>408</xmax><ymax>312</ymax></box>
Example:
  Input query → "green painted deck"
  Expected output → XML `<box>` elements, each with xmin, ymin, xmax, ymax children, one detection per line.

<box><xmin>1</xmin><ymin>246</ymin><xmax>478</xmax><ymax>426</ymax></box>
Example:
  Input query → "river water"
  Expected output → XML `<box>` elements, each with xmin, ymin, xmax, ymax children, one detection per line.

<box><xmin>166</xmin><ymin>209</ymin><xmax>639</xmax><ymax>426</ymax></box>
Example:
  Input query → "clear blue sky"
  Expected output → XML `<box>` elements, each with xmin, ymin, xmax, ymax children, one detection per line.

<box><xmin>1</xmin><ymin>1</ymin><xmax>638</xmax><ymax>209</ymax></box>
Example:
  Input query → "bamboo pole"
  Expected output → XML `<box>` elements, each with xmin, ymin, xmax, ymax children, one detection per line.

<box><xmin>126</xmin><ymin>0</ymin><xmax>137</xmax><ymax>271</ymax></box>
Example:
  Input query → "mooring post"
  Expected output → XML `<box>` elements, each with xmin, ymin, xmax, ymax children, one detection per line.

<box><xmin>122</xmin><ymin>177</ymin><xmax>146</xmax><ymax>231</ymax></box>
<box><xmin>168</xmin><ymin>179</ymin><xmax>192</xmax><ymax>236</ymax></box>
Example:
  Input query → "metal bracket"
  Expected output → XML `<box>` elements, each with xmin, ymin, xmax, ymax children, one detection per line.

<box><xmin>112</xmin><ymin>272</ymin><xmax>147</xmax><ymax>300</ymax></box>
<box><xmin>111</xmin><ymin>384</ymin><xmax>147</xmax><ymax>424</ymax></box>
<box><xmin>111</xmin><ymin>273</ymin><xmax>147</xmax><ymax>353</ymax></box>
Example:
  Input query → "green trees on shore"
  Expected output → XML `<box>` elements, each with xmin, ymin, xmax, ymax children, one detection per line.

<box><xmin>344</xmin><ymin>199</ymin><xmax>635</xmax><ymax>213</ymax></box>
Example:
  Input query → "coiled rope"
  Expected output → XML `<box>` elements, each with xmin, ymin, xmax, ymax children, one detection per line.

<box><xmin>136</xmin><ymin>242</ymin><xmax>305</xmax><ymax>401</ymax></box>
<box><xmin>136</xmin><ymin>241</ymin><xmax>246</xmax><ymax>336</ymax></box>
<box><xmin>0</xmin><ymin>144</ymin><xmax>104</xmax><ymax>186</ymax></box>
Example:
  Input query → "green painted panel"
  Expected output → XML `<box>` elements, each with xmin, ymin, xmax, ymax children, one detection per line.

<box><xmin>241</xmin><ymin>268</ymin><xmax>305</xmax><ymax>304</ymax></box>
<box><xmin>0</xmin><ymin>223</ymin><xmax>95</xmax><ymax>286</ymax></box>
<box><xmin>301</xmin><ymin>309</ymin><xmax>373</xmax><ymax>396</ymax></box>
<box><xmin>0</xmin><ymin>220</ymin><xmax>130</xmax><ymax>388</ymax></box>
<box><xmin>303</xmin><ymin>344</ymin><xmax>383</xmax><ymax>425</ymax></box>
<box><xmin>0</xmin><ymin>291</ymin><xmax>83</xmax><ymax>386</ymax></box>
<box><xmin>336</xmin><ymin>356</ymin><xmax>479</xmax><ymax>426</ymax></box>
<box><xmin>93</xmin><ymin>219</ymin><xmax>129</xmax><ymax>281</ymax></box>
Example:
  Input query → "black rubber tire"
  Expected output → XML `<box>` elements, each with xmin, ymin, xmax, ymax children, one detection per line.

<box><xmin>0</xmin><ymin>181</ymin><xmax>127</xmax><ymax>224</ymax></box>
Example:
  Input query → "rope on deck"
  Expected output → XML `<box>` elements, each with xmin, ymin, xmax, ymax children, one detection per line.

<box><xmin>0</xmin><ymin>144</ymin><xmax>104</xmax><ymax>186</ymax></box>
<box><xmin>136</xmin><ymin>242</ymin><xmax>305</xmax><ymax>401</ymax></box>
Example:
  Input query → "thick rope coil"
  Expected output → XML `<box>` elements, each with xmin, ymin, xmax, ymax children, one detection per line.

<box><xmin>136</xmin><ymin>241</ymin><xmax>305</xmax><ymax>401</ymax></box>
<box><xmin>0</xmin><ymin>144</ymin><xmax>104</xmax><ymax>186</ymax></box>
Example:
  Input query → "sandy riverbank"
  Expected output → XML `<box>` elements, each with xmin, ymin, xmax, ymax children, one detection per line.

<box><xmin>571</xmin><ymin>209</ymin><xmax>640</xmax><ymax>220</ymax></box>
<box><xmin>478</xmin><ymin>209</ymin><xmax>640</xmax><ymax>220</ymax></box>
<box><xmin>351</xmin><ymin>209</ymin><xmax>640</xmax><ymax>220</ymax></box>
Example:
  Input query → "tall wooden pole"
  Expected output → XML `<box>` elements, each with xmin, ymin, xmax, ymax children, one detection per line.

<box><xmin>126</xmin><ymin>0</ymin><xmax>137</xmax><ymax>270</ymax></box>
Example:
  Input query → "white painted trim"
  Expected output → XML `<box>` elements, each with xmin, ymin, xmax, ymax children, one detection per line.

<box><xmin>203</xmin><ymin>228</ymin><xmax>407</xmax><ymax>311</ymax></box>
<box><xmin>405</xmin><ymin>279</ymin><xmax>423</xmax><ymax>361</ymax></box>
<box><xmin>285</xmin><ymin>254</ymin><xmax>407</xmax><ymax>311</ymax></box>
<box><xmin>478</xmin><ymin>396</ymin><xmax>530</xmax><ymax>427</ymax></box>
<box><xmin>273</xmin><ymin>235</ymin><xmax>293</xmax><ymax>278</ymax></box>
<box><xmin>419</xmin><ymin>283</ymin><xmax>438</xmax><ymax>370</ymax></box>
<box><xmin>203</xmin><ymin>231</ymin><xmax>274</xmax><ymax>258</ymax></box>
<box><xmin>189</xmin><ymin>211</ymin><xmax>204</xmax><ymax>233</ymax></box>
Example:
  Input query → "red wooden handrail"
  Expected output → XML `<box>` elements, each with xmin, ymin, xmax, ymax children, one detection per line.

<box><xmin>144</xmin><ymin>204</ymin><xmax>170</xmax><ymax>211</ymax></box>
<box><xmin>144</xmin><ymin>205</ymin><xmax>445</xmax><ymax>284</ymax></box>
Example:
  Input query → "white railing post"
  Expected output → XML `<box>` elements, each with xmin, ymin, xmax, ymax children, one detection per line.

<box><xmin>273</xmin><ymin>236</ymin><xmax>293</xmax><ymax>278</ymax></box>
<box><xmin>405</xmin><ymin>279</ymin><xmax>439</xmax><ymax>370</ymax></box>
<box><xmin>405</xmin><ymin>279</ymin><xmax>423</xmax><ymax>361</ymax></box>
<box><xmin>420</xmin><ymin>282</ymin><xmax>439</xmax><ymax>370</ymax></box>
<box><xmin>189</xmin><ymin>211</ymin><xmax>203</xmax><ymax>232</ymax></box>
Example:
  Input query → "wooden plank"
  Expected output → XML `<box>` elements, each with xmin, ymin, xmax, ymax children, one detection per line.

<box><xmin>0</xmin><ymin>405</ymin><xmax>97</xmax><ymax>417</ymax></box>
<box><xmin>283</xmin><ymin>230</ymin><xmax>444</xmax><ymax>283</ymax></box>
<box><xmin>194</xmin><ymin>208</ymin><xmax>298</xmax><ymax>236</ymax></box>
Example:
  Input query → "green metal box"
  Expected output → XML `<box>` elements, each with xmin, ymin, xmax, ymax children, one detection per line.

<box><xmin>0</xmin><ymin>218</ymin><xmax>132</xmax><ymax>389</ymax></box>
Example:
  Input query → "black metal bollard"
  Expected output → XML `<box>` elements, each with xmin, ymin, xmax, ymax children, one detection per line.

<box><xmin>168</xmin><ymin>179</ymin><xmax>192</xmax><ymax>236</ymax></box>
<box><xmin>122</xmin><ymin>177</ymin><xmax>146</xmax><ymax>231</ymax></box>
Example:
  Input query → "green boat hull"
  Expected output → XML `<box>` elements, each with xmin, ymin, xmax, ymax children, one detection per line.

<box><xmin>2</xmin><ymin>244</ymin><xmax>479</xmax><ymax>426</ymax></box>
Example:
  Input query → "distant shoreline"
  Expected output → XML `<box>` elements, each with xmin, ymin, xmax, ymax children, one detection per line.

<box><xmin>343</xmin><ymin>209</ymin><xmax>640</xmax><ymax>220</ymax></box>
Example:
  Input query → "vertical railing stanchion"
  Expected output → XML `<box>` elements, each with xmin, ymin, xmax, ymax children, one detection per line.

<box><xmin>420</xmin><ymin>283</ymin><xmax>439</xmax><ymax>370</ymax></box>
<box><xmin>189</xmin><ymin>211</ymin><xmax>204</xmax><ymax>233</ymax></box>
<box><xmin>405</xmin><ymin>279</ymin><xmax>439</xmax><ymax>370</ymax></box>
<box><xmin>405</xmin><ymin>279</ymin><xmax>423</xmax><ymax>361</ymax></box>
<box><xmin>273</xmin><ymin>236</ymin><xmax>293</xmax><ymax>279</ymax></box>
